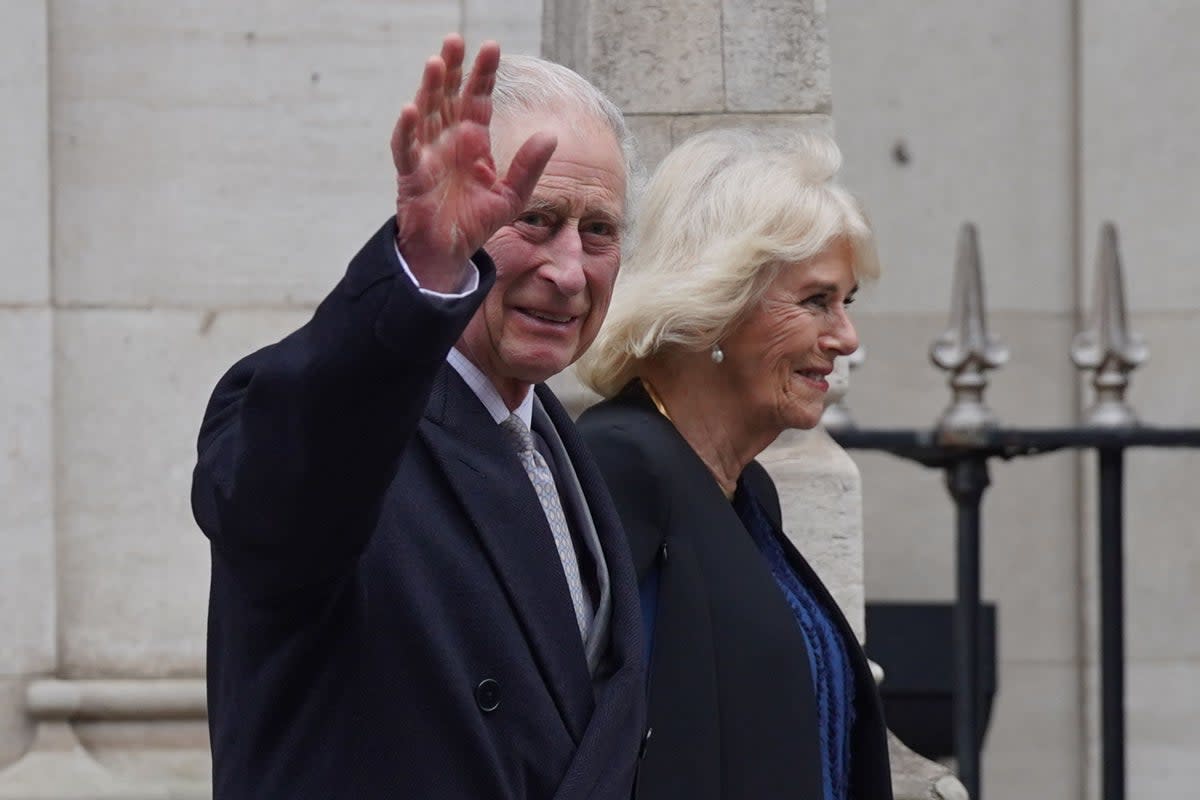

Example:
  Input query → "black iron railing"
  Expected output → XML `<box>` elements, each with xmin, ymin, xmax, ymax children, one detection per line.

<box><xmin>829</xmin><ymin>427</ymin><xmax>1200</xmax><ymax>800</ymax></box>
<box><xmin>823</xmin><ymin>223</ymin><xmax>1200</xmax><ymax>800</ymax></box>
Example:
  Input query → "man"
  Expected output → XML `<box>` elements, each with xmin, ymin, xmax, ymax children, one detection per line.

<box><xmin>191</xmin><ymin>35</ymin><xmax>646</xmax><ymax>799</ymax></box>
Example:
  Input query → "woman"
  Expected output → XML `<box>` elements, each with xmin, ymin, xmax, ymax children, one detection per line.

<box><xmin>575</xmin><ymin>129</ymin><xmax>891</xmax><ymax>800</ymax></box>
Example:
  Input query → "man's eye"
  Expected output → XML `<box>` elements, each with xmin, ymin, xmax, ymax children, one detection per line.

<box><xmin>582</xmin><ymin>221</ymin><xmax>616</xmax><ymax>238</ymax></box>
<box><xmin>519</xmin><ymin>212</ymin><xmax>553</xmax><ymax>227</ymax></box>
<box><xmin>844</xmin><ymin>296</ymin><xmax>856</xmax><ymax>307</ymax></box>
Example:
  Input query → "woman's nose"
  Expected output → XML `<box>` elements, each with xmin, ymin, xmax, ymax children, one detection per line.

<box><xmin>821</xmin><ymin>309</ymin><xmax>859</xmax><ymax>356</ymax></box>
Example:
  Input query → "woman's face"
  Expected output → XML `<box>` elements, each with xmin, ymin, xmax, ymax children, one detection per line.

<box><xmin>721</xmin><ymin>241</ymin><xmax>860</xmax><ymax>433</ymax></box>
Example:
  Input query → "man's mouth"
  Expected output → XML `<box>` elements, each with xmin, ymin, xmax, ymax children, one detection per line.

<box><xmin>518</xmin><ymin>308</ymin><xmax>577</xmax><ymax>325</ymax></box>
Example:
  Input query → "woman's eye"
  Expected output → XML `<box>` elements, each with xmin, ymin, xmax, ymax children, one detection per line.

<box><xmin>801</xmin><ymin>293</ymin><xmax>855</xmax><ymax>311</ymax></box>
<box><xmin>802</xmin><ymin>294</ymin><xmax>830</xmax><ymax>309</ymax></box>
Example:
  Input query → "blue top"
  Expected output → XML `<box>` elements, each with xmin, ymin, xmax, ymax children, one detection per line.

<box><xmin>733</xmin><ymin>479</ymin><xmax>857</xmax><ymax>800</ymax></box>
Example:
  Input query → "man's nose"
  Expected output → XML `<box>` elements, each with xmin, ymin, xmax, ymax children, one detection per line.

<box><xmin>542</xmin><ymin>226</ymin><xmax>587</xmax><ymax>295</ymax></box>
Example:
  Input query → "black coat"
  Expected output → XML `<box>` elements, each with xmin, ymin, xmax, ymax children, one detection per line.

<box><xmin>577</xmin><ymin>382</ymin><xmax>893</xmax><ymax>800</ymax></box>
<box><xmin>191</xmin><ymin>219</ymin><xmax>646</xmax><ymax>799</ymax></box>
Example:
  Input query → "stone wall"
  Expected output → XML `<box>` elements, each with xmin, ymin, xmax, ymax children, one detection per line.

<box><xmin>0</xmin><ymin>0</ymin><xmax>55</xmax><ymax>772</ymax></box>
<box><xmin>1078</xmin><ymin>5</ymin><xmax>1200</xmax><ymax>791</ymax></box>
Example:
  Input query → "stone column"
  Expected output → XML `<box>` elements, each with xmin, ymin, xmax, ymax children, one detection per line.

<box><xmin>542</xmin><ymin>3</ymin><xmax>965</xmax><ymax>796</ymax></box>
<box><xmin>545</xmin><ymin>0</ymin><xmax>834</xmax><ymax>169</ymax></box>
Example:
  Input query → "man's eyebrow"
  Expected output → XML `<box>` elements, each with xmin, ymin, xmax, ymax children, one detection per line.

<box><xmin>588</xmin><ymin>207</ymin><xmax>626</xmax><ymax>232</ymax></box>
<box><xmin>521</xmin><ymin>197</ymin><xmax>561</xmax><ymax>214</ymax></box>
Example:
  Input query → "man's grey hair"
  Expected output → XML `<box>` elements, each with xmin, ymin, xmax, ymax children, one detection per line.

<box><xmin>493</xmin><ymin>54</ymin><xmax>642</xmax><ymax>214</ymax></box>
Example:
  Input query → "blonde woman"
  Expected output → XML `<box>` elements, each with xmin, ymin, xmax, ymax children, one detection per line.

<box><xmin>576</xmin><ymin>129</ymin><xmax>892</xmax><ymax>800</ymax></box>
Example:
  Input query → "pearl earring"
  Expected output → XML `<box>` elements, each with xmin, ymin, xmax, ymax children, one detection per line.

<box><xmin>711</xmin><ymin>345</ymin><xmax>725</xmax><ymax>364</ymax></box>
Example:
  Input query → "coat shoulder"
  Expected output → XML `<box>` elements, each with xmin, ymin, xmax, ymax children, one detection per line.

<box><xmin>576</xmin><ymin>393</ymin><xmax>679</xmax><ymax>488</ymax></box>
<box><xmin>576</xmin><ymin>396</ymin><xmax>676</xmax><ymax>576</ymax></box>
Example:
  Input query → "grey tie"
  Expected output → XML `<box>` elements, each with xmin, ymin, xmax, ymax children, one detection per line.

<box><xmin>500</xmin><ymin>414</ymin><xmax>594</xmax><ymax>642</ymax></box>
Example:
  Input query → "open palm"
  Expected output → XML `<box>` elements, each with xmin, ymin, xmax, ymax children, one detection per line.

<box><xmin>391</xmin><ymin>37</ymin><xmax>556</xmax><ymax>291</ymax></box>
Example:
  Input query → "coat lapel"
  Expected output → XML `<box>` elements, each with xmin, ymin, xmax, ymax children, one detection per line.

<box><xmin>535</xmin><ymin>384</ymin><xmax>644</xmax><ymax>685</ymax></box>
<box><xmin>534</xmin><ymin>384</ymin><xmax>647</xmax><ymax>799</ymax></box>
<box><xmin>418</xmin><ymin>366</ymin><xmax>594</xmax><ymax>742</ymax></box>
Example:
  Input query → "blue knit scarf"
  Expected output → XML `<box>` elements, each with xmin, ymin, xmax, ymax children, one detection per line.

<box><xmin>733</xmin><ymin>480</ymin><xmax>857</xmax><ymax>800</ymax></box>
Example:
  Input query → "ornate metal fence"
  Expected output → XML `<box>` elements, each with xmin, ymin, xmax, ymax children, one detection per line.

<box><xmin>824</xmin><ymin>223</ymin><xmax>1200</xmax><ymax>800</ymax></box>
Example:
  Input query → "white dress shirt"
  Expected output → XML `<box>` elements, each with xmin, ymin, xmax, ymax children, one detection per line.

<box><xmin>395</xmin><ymin>243</ymin><xmax>532</xmax><ymax>427</ymax></box>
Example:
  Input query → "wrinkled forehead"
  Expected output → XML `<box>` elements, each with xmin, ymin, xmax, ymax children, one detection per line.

<box><xmin>493</xmin><ymin>103</ymin><xmax>624</xmax><ymax>173</ymax></box>
<box><xmin>494</xmin><ymin>107</ymin><xmax>627</xmax><ymax>217</ymax></box>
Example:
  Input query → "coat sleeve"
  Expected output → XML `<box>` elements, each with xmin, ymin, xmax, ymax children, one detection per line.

<box><xmin>190</xmin><ymin>218</ymin><xmax>494</xmax><ymax>595</ymax></box>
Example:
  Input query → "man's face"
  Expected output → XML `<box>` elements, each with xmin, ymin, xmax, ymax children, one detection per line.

<box><xmin>457</xmin><ymin>110</ymin><xmax>626</xmax><ymax>402</ymax></box>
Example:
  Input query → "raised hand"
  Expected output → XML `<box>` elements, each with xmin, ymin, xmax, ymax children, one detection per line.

<box><xmin>391</xmin><ymin>35</ymin><xmax>557</xmax><ymax>293</ymax></box>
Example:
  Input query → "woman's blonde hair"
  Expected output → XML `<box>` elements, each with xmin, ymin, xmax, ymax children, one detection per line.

<box><xmin>576</xmin><ymin>127</ymin><xmax>880</xmax><ymax>398</ymax></box>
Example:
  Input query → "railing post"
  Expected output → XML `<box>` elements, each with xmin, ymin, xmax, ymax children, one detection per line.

<box><xmin>929</xmin><ymin>224</ymin><xmax>1009</xmax><ymax>432</ymax></box>
<box><xmin>945</xmin><ymin>457</ymin><xmax>991</xmax><ymax>800</ymax></box>
<box><xmin>1072</xmin><ymin>223</ymin><xmax>1144</xmax><ymax>800</ymax></box>
<box><xmin>1070</xmin><ymin>224</ymin><xmax>1147</xmax><ymax>428</ymax></box>
<box><xmin>1097</xmin><ymin>448</ymin><xmax>1126</xmax><ymax>800</ymax></box>
<box><xmin>929</xmin><ymin>223</ymin><xmax>1007</xmax><ymax>799</ymax></box>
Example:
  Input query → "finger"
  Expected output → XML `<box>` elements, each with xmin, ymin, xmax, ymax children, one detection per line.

<box><xmin>459</xmin><ymin>87</ymin><xmax>493</xmax><ymax>130</ymax></box>
<box><xmin>391</xmin><ymin>104</ymin><xmax>421</xmax><ymax>175</ymax></box>
<box><xmin>499</xmin><ymin>131</ymin><xmax>558</xmax><ymax>209</ymax></box>
<box><xmin>441</xmin><ymin>63</ymin><xmax>465</xmax><ymax>127</ymax></box>
<box><xmin>413</xmin><ymin>56</ymin><xmax>441</xmax><ymax>120</ymax></box>
<box><xmin>437</xmin><ymin>38</ymin><xmax>465</xmax><ymax>129</ymax></box>
<box><xmin>416</xmin><ymin>56</ymin><xmax>446</xmax><ymax>144</ymax></box>
<box><xmin>461</xmin><ymin>41</ymin><xmax>500</xmax><ymax>126</ymax></box>
<box><xmin>441</xmin><ymin>34</ymin><xmax>465</xmax><ymax>100</ymax></box>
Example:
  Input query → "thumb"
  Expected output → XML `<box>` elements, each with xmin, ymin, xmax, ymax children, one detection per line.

<box><xmin>498</xmin><ymin>131</ymin><xmax>558</xmax><ymax>210</ymax></box>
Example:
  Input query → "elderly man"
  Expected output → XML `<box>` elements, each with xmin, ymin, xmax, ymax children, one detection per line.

<box><xmin>191</xmin><ymin>35</ymin><xmax>646</xmax><ymax>799</ymax></box>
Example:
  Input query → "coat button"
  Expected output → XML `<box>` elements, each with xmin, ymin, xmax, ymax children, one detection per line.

<box><xmin>639</xmin><ymin>726</ymin><xmax>653</xmax><ymax>759</ymax></box>
<box><xmin>475</xmin><ymin>678</ymin><xmax>501</xmax><ymax>712</ymax></box>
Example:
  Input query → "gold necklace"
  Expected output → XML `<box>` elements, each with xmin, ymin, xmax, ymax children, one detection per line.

<box><xmin>641</xmin><ymin>379</ymin><xmax>672</xmax><ymax>422</ymax></box>
<box><xmin>641</xmin><ymin>378</ymin><xmax>733</xmax><ymax>499</ymax></box>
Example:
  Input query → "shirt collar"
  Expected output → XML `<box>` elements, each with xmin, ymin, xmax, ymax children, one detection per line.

<box><xmin>446</xmin><ymin>347</ymin><xmax>534</xmax><ymax>428</ymax></box>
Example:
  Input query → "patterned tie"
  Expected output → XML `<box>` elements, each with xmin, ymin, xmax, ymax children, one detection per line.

<box><xmin>500</xmin><ymin>414</ymin><xmax>594</xmax><ymax>642</ymax></box>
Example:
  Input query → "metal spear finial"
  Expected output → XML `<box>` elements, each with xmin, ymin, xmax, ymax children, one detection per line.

<box><xmin>820</xmin><ymin>347</ymin><xmax>866</xmax><ymax>430</ymax></box>
<box><xmin>930</xmin><ymin>223</ymin><xmax>1009</xmax><ymax>431</ymax></box>
<box><xmin>1070</xmin><ymin>223</ymin><xmax>1148</xmax><ymax>427</ymax></box>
